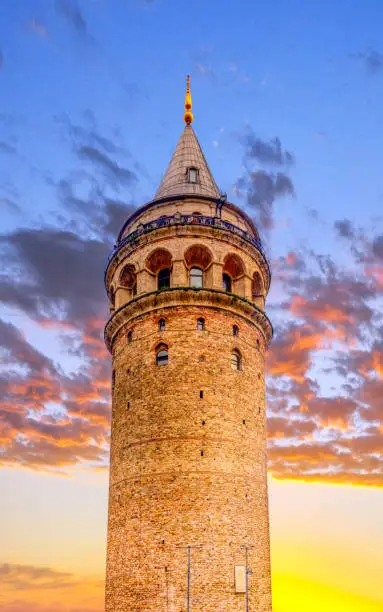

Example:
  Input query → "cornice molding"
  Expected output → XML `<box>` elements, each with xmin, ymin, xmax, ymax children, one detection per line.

<box><xmin>104</xmin><ymin>287</ymin><xmax>273</xmax><ymax>352</ymax></box>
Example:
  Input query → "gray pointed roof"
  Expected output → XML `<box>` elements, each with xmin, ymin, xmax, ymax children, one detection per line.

<box><xmin>154</xmin><ymin>125</ymin><xmax>220</xmax><ymax>200</ymax></box>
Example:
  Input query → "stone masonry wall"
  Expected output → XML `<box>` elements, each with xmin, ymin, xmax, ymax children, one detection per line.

<box><xmin>104</xmin><ymin>304</ymin><xmax>272</xmax><ymax>611</ymax></box>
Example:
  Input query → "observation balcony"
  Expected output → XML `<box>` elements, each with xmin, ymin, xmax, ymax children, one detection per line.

<box><xmin>106</xmin><ymin>213</ymin><xmax>266</xmax><ymax>272</ymax></box>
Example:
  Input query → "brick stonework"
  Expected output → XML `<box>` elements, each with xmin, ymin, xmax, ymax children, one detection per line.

<box><xmin>104</xmin><ymin>195</ymin><xmax>272</xmax><ymax>611</ymax></box>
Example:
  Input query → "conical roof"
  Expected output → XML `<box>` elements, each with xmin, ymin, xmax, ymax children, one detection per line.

<box><xmin>154</xmin><ymin>125</ymin><xmax>221</xmax><ymax>200</ymax></box>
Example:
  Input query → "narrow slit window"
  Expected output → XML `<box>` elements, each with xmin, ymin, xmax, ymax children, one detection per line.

<box><xmin>222</xmin><ymin>273</ymin><xmax>232</xmax><ymax>292</ymax></box>
<box><xmin>127</xmin><ymin>330</ymin><xmax>133</xmax><ymax>343</ymax></box>
<box><xmin>197</xmin><ymin>317</ymin><xmax>205</xmax><ymax>331</ymax></box>
<box><xmin>159</xmin><ymin>318</ymin><xmax>166</xmax><ymax>332</ymax></box>
<box><xmin>156</xmin><ymin>345</ymin><xmax>168</xmax><ymax>366</ymax></box>
<box><xmin>200</xmin><ymin>390</ymin><xmax>204</xmax><ymax>399</ymax></box>
<box><xmin>231</xmin><ymin>350</ymin><xmax>241</xmax><ymax>371</ymax></box>
<box><xmin>233</xmin><ymin>324</ymin><xmax>239</xmax><ymax>337</ymax></box>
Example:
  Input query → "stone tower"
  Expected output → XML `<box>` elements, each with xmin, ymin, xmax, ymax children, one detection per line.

<box><xmin>104</xmin><ymin>78</ymin><xmax>273</xmax><ymax>611</ymax></box>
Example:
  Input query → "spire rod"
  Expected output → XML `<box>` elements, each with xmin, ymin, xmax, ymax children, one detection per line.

<box><xmin>184</xmin><ymin>75</ymin><xmax>194</xmax><ymax>125</ymax></box>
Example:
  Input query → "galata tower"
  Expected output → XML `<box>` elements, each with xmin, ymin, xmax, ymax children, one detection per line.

<box><xmin>104</xmin><ymin>77</ymin><xmax>273</xmax><ymax>611</ymax></box>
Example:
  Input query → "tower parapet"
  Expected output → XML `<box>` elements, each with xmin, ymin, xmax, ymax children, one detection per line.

<box><xmin>104</xmin><ymin>79</ymin><xmax>273</xmax><ymax>612</ymax></box>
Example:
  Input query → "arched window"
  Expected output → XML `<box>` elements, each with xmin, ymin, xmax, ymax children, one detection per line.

<box><xmin>197</xmin><ymin>318</ymin><xmax>205</xmax><ymax>331</ymax></box>
<box><xmin>252</xmin><ymin>271</ymin><xmax>264</xmax><ymax>300</ymax></box>
<box><xmin>156</xmin><ymin>344</ymin><xmax>168</xmax><ymax>366</ymax></box>
<box><xmin>110</xmin><ymin>287</ymin><xmax>115</xmax><ymax>308</ymax></box>
<box><xmin>190</xmin><ymin>267</ymin><xmax>203</xmax><ymax>288</ymax></box>
<box><xmin>159</xmin><ymin>318</ymin><xmax>166</xmax><ymax>332</ymax></box>
<box><xmin>231</xmin><ymin>350</ymin><xmax>241</xmax><ymax>371</ymax></box>
<box><xmin>146</xmin><ymin>249</ymin><xmax>172</xmax><ymax>292</ymax></box>
<box><xmin>127</xmin><ymin>330</ymin><xmax>133</xmax><ymax>343</ymax></box>
<box><xmin>222</xmin><ymin>273</ymin><xmax>232</xmax><ymax>292</ymax></box>
<box><xmin>120</xmin><ymin>264</ymin><xmax>137</xmax><ymax>290</ymax></box>
<box><xmin>233</xmin><ymin>325</ymin><xmax>239</xmax><ymax>337</ymax></box>
<box><xmin>158</xmin><ymin>268</ymin><xmax>171</xmax><ymax>290</ymax></box>
<box><xmin>184</xmin><ymin>245</ymin><xmax>213</xmax><ymax>273</ymax></box>
<box><xmin>222</xmin><ymin>253</ymin><xmax>245</xmax><ymax>296</ymax></box>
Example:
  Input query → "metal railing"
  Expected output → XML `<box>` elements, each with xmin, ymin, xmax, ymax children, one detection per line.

<box><xmin>106</xmin><ymin>214</ymin><xmax>265</xmax><ymax>270</ymax></box>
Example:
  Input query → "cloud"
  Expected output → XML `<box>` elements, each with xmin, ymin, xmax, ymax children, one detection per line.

<box><xmin>0</xmin><ymin>603</ymin><xmax>100</xmax><ymax>612</ymax></box>
<box><xmin>0</xmin><ymin>319</ymin><xmax>55</xmax><ymax>373</ymax></box>
<box><xmin>0</xmin><ymin>604</ymin><xmax>100</xmax><ymax>612</ymax></box>
<box><xmin>192</xmin><ymin>47</ymin><xmax>216</xmax><ymax>82</ymax></box>
<box><xmin>0</xmin><ymin>197</ymin><xmax>21</xmax><ymax>214</ymax></box>
<box><xmin>78</xmin><ymin>146</ymin><xmax>137</xmax><ymax>189</ymax></box>
<box><xmin>354</xmin><ymin>50</ymin><xmax>383</xmax><ymax>75</ymax></box>
<box><xmin>0</xmin><ymin>112</ymin><xmax>139</xmax><ymax>470</ymax></box>
<box><xmin>0</xmin><ymin>564</ymin><xmax>77</xmax><ymax>591</ymax></box>
<box><xmin>243</xmin><ymin>129</ymin><xmax>295</xmax><ymax>166</ymax></box>
<box><xmin>237</xmin><ymin>128</ymin><xmax>295</xmax><ymax>232</ymax></box>
<box><xmin>195</xmin><ymin>63</ymin><xmax>215</xmax><ymax>80</ymax></box>
<box><xmin>268</xmin><ymin>440</ymin><xmax>383</xmax><ymax>487</ymax></box>
<box><xmin>1</xmin><ymin>228</ymin><xmax>108</xmax><ymax>325</ymax></box>
<box><xmin>334</xmin><ymin>218</ymin><xmax>356</xmax><ymax>239</ymax></box>
<box><xmin>0</xmin><ymin>85</ymin><xmax>381</xmax><ymax>491</ymax></box>
<box><xmin>0</xmin><ymin>142</ymin><xmax>17</xmax><ymax>155</ymax></box>
<box><xmin>245</xmin><ymin>170</ymin><xmax>294</xmax><ymax>229</ymax></box>
<box><xmin>267</xmin><ymin>416</ymin><xmax>317</xmax><ymax>439</ymax></box>
<box><xmin>61</xmin><ymin>113</ymin><xmax>123</xmax><ymax>155</ymax></box>
<box><xmin>372</xmin><ymin>235</ymin><xmax>383</xmax><ymax>259</ymax></box>
<box><xmin>0</xmin><ymin>317</ymin><xmax>110</xmax><ymax>471</ymax></box>
<box><xmin>267</xmin><ymin>322</ymin><xmax>324</xmax><ymax>382</ymax></box>
<box><xmin>0</xmin><ymin>564</ymin><xmax>103</xmax><ymax>612</ymax></box>
<box><xmin>263</xmin><ymin>221</ymin><xmax>383</xmax><ymax>486</ymax></box>
<box><xmin>56</xmin><ymin>113</ymin><xmax>137</xmax><ymax>229</ymax></box>
<box><xmin>28</xmin><ymin>19</ymin><xmax>48</xmax><ymax>37</ymax></box>
<box><xmin>103</xmin><ymin>198</ymin><xmax>136</xmax><ymax>238</ymax></box>
<box><xmin>56</xmin><ymin>0</ymin><xmax>87</xmax><ymax>36</ymax></box>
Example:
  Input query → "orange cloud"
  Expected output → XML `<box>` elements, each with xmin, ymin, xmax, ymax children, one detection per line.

<box><xmin>0</xmin><ymin>563</ymin><xmax>103</xmax><ymax>612</ymax></box>
<box><xmin>290</xmin><ymin>295</ymin><xmax>356</xmax><ymax>326</ymax></box>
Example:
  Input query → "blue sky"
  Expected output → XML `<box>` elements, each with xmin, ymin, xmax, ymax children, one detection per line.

<box><xmin>2</xmin><ymin>0</ymin><xmax>383</xmax><ymax>238</ymax></box>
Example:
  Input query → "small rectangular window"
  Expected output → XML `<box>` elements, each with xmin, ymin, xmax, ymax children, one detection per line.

<box><xmin>235</xmin><ymin>566</ymin><xmax>246</xmax><ymax>593</ymax></box>
<box><xmin>189</xmin><ymin>168</ymin><xmax>198</xmax><ymax>183</ymax></box>
<box><xmin>200</xmin><ymin>390</ymin><xmax>204</xmax><ymax>399</ymax></box>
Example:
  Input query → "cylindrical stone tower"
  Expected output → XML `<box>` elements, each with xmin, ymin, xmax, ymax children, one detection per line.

<box><xmin>104</xmin><ymin>80</ymin><xmax>273</xmax><ymax>611</ymax></box>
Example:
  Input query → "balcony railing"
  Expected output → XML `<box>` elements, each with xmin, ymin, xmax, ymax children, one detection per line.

<box><xmin>106</xmin><ymin>214</ymin><xmax>265</xmax><ymax>270</ymax></box>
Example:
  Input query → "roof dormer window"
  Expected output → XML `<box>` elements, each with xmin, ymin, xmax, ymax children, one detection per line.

<box><xmin>187</xmin><ymin>167</ymin><xmax>199</xmax><ymax>184</ymax></box>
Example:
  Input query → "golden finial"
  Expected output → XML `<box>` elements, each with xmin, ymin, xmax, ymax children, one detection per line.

<box><xmin>184</xmin><ymin>75</ymin><xmax>194</xmax><ymax>125</ymax></box>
